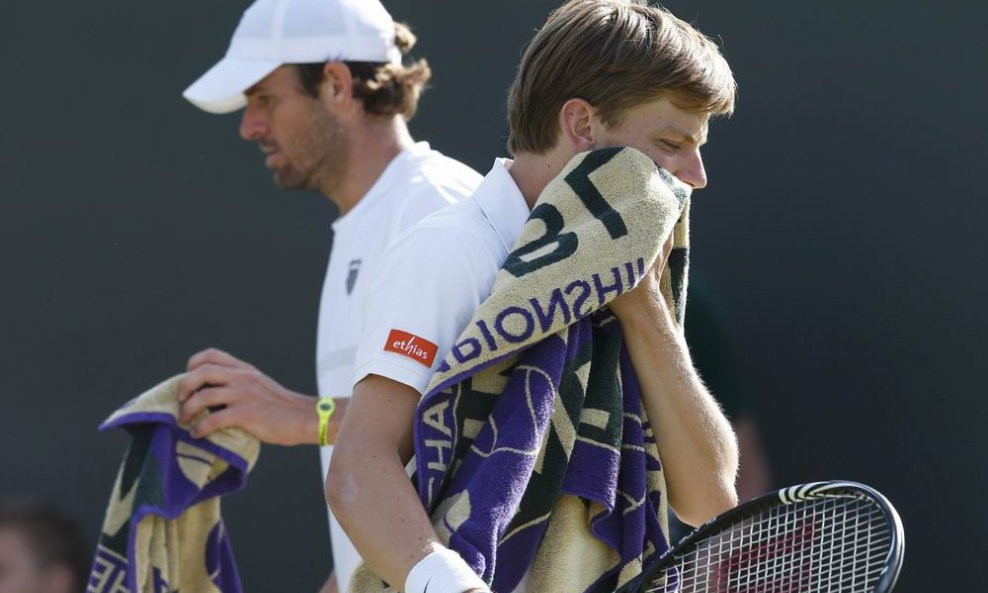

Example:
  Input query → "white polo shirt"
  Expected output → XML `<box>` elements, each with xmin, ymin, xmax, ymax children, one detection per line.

<box><xmin>352</xmin><ymin>158</ymin><xmax>529</xmax><ymax>394</ymax></box>
<box><xmin>351</xmin><ymin>159</ymin><xmax>531</xmax><ymax>592</ymax></box>
<box><xmin>315</xmin><ymin>141</ymin><xmax>481</xmax><ymax>590</ymax></box>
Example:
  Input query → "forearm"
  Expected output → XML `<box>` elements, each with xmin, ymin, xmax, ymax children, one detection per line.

<box><xmin>326</xmin><ymin>376</ymin><xmax>452</xmax><ymax>590</ymax></box>
<box><xmin>326</xmin><ymin>432</ymin><xmax>441</xmax><ymax>589</ymax></box>
<box><xmin>619</xmin><ymin>306</ymin><xmax>739</xmax><ymax>525</ymax></box>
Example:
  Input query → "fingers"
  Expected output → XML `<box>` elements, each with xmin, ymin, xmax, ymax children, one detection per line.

<box><xmin>186</xmin><ymin>348</ymin><xmax>255</xmax><ymax>372</ymax></box>
<box><xmin>176</xmin><ymin>364</ymin><xmax>237</xmax><ymax>403</ymax></box>
<box><xmin>187</xmin><ymin>405</ymin><xmax>248</xmax><ymax>440</ymax></box>
<box><xmin>180</xmin><ymin>384</ymin><xmax>266</xmax><ymax>439</ymax></box>
<box><xmin>179</xmin><ymin>384</ymin><xmax>232</xmax><ymax>424</ymax></box>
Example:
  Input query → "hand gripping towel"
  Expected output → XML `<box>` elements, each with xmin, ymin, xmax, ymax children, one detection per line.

<box><xmin>88</xmin><ymin>375</ymin><xmax>260</xmax><ymax>593</ymax></box>
<box><xmin>349</xmin><ymin>147</ymin><xmax>690</xmax><ymax>593</ymax></box>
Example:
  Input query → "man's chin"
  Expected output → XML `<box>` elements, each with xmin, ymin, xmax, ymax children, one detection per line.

<box><xmin>272</xmin><ymin>169</ymin><xmax>309</xmax><ymax>190</ymax></box>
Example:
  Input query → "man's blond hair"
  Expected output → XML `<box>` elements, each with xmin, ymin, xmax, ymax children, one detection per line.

<box><xmin>507</xmin><ymin>0</ymin><xmax>736</xmax><ymax>155</ymax></box>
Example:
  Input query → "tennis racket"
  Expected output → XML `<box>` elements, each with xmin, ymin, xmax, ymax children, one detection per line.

<box><xmin>618</xmin><ymin>480</ymin><xmax>904</xmax><ymax>593</ymax></box>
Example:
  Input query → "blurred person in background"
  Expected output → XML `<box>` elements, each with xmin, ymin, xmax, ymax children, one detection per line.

<box><xmin>0</xmin><ymin>499</ymin><xmax>88</xmax><ymax>593</ymax></box>
<box><xmin>175</xmin><ymin>0</ymin><xmax>482</xmax><ymax>591</ymax></box>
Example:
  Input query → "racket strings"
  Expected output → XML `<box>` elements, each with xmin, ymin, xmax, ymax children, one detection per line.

<box><xmin>644</xmin><ymin>496</ymin><xmax>893</xmax><ymax>592</ymax></box>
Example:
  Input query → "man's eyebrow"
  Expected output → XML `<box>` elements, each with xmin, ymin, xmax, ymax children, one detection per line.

<box><xmin>244</xmin><ymin>82</ymin><xmax>267</xmax><ymax>96</ymax></box>
<box><xmin>655</xmin><ymin>125</ymin><xmax>708</xmax><ymax>146</ymax></box>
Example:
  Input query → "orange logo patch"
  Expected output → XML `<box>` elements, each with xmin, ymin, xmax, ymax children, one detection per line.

<box><xmin>384</xmin><ymin>329</ymin><xmax>438</xmax><ymax>368</ymax></box>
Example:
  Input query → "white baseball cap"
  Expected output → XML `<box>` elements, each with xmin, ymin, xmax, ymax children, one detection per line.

<box><xmin>183</xmin><ymin>0</ymin><xmax>401</xmax><ymax>114</ymax></box>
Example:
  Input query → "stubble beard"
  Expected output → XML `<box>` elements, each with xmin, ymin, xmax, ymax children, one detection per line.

<box><xmin>272</xmin><ymin>105</ymin><xmax>348</xmax><ymax>194</ymax></box>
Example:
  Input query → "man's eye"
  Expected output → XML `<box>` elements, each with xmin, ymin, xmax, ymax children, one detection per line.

<box><xmin>660</xmin><ymin>140</ymin><xmax>681</xmax><ymax>151</ymax></box>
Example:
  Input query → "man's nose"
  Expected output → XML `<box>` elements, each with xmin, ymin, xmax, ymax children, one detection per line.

<box><xmin>678</xmin><ymin>151</ymin><xmax>708</xmax><ymax>190</ymax></box>
<box><xmin>239</xmin><ymin>106</ymin><xmax>266</xmax><ymax>141</ymax></box>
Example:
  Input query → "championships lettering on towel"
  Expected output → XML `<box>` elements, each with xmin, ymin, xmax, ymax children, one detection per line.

<box><xmin>438</xmin><ymin>258</ymin><xmax>645</xmax><ymax>372</ymax></box>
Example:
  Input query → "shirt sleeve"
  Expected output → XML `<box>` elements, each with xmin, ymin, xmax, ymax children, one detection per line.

<box><xmin>393</xmin><ymin>185</ymin><xmax>459</xmax><ymax>234</ymax></box>
<box><xmin>352</xmin><ymin>221</ymin><xmax>498</xmax><ymax>395</ymax></box>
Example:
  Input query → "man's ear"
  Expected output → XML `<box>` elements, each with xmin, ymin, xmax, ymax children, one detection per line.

<box><xmin>319</xmin><ymin>61</ymin><xmax>355</xmax><ymax>109</ymax></box>
<box><xmin>558</xmin><ymin>98</ymin><xmax>597</xmax><ymax>152</ymax></box>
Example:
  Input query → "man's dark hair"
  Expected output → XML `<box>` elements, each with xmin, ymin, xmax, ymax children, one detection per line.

<box><xmin>295</xmin><ymin>22</ymin><xmax>431</xmax><ymax>120</ymax></box>
<box><xmin>0</xmin><ymin>498</ymin><xmax>89</xmax><ymax>592</ymax></box>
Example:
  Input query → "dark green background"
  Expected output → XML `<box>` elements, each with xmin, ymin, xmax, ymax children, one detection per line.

<box><xmin>2</xmin><ymin>1</ymin><xmax>985</xmax><ymax>591</ymax></box>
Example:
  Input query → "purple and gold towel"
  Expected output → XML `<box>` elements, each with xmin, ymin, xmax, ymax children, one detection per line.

<box><xmin>88</xmin><ymin>375</ymin><xmax>259</xmax><ymax>593</ymax></box>
<box><xmin>350</xmin><ymin>146</ymin><xmax>691</xmax><ymax>593</ymax></box>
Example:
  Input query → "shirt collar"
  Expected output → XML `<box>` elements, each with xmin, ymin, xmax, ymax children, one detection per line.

<box><xmin>473</xmin><ymin>158</ymin><xmax>531</xmax><ymax>253</ymax></box>
<box><xmin>332</xmin><ymin>142</ymin><xmax>432</xmax><ymax>231</ymax></box>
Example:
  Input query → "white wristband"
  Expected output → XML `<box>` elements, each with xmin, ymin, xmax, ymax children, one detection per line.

<box><xmin>405</xmin><ymin>548</ymin><xmax>488</xmax><ymax>593</ymax></box>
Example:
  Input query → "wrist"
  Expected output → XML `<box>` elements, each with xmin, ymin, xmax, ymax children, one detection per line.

<box><xmin>615</xmin><ymin>301</ymin><xmax>679</xmax><ymax>339</ymax></box>
<box><xmin>405</xmin><ymin>548</ymin><xmax>487</xmax><ymax>593</ymax></box>
<box><xmin>616</xmin><ymin>306</ymin><xmax>693</xmax><ymax>370</ymax></box>
<box><xmin>276</xmin><ymin>392</ymin><xmax>323</xmax><ymax>446</ymax></box>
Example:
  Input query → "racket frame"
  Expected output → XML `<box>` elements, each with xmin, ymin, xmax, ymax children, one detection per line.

<box><xmin>626</xmin><ymin>480</ymin><xmax>905</xmax><ymax>593</ymax></box>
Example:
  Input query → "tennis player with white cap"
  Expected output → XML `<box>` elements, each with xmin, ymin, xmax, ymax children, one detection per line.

<box><xmin>176</xmin><ymin>1</ymin><xmax>482</xmax><ymax>591</ymax></box>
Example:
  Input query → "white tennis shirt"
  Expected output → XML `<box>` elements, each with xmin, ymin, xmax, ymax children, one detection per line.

<box><xmin>351</xmin><ymin>159</ymin><xmax>533</xmax><ymax>592</ymax></box>
<box><xmin>352</xmin><ymin>158</ymin><xmax>529</xmax><ymax>394</ymax></box>
<box><xmin>315</xmin><ymin>142</ymin><xmax>481</xmax><ymax>590</ymax></box>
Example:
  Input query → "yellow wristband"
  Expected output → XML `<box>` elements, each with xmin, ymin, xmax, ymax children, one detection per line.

<box><xmin>317</xmin><ymin>397</ymin><xmax>336</xmax><ymax>447</ymax></box>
